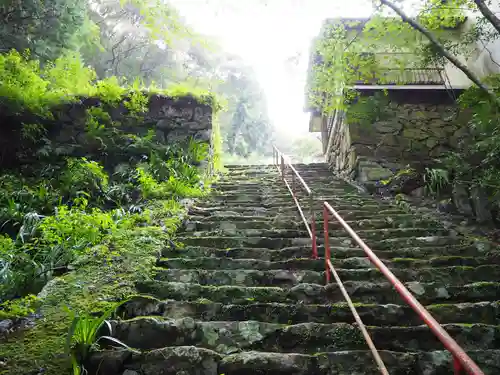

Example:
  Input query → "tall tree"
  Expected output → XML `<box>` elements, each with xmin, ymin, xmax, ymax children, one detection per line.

<box><xmin>0</xmin><ymin>0</ymin><xmax>88</xmax><ymax>61</ymax></box>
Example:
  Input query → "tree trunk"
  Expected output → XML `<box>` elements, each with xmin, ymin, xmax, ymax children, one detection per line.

<box><xmin>379</xmin><ymin>0</ymin><xmax>496</xmax><ymax>101</ymax></box>
<box><xmin>474</xmin><ymin>0</ymin><xmax>500</xmax><ymax>35</ymax></box>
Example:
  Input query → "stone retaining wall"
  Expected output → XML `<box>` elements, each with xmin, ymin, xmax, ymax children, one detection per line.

<box><xmin>0</xmin><ymin>94</ymin><xmax>213</xmax><ymax>169</ymax></box>
<box><xmin>326</xmin><ymin>100</ymin><xmax>468</xmax><ymax>187</ymax></box>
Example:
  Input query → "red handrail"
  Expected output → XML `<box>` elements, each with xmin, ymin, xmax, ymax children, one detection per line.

<box><xmin>272</xmin><ymin>145</ymin><xmax>317</xmax><ymax>258</ymax></box>
<box><xmin>323</xmin><ymin>202</ymin><xmax>483</xmax><ymax>375</ymax></box>
<box><xmin>273</xmin><ymin>146</ymin><xmax>385</xmax><ymax>372</ymax></box>
<box><xmin>272</xmin><ymin>146</ymin><xmax>485</xmax><ymax>375</ymax></box>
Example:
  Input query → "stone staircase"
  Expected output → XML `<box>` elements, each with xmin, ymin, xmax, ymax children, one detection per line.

<box><xmin>91</xmin><ymin>163</ymin><xmax>500</xmax><ymax>375</ymax></box>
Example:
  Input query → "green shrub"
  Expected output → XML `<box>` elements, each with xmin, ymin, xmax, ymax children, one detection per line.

<box><xmin>59</xmin><ymin>158</ymin><xmax>109</xmax><ymax>199</ymax></box>
<box><xmin>0</xmin><ymin>294</ymin><xmax>39</xmax><ymax>319</ymax></box>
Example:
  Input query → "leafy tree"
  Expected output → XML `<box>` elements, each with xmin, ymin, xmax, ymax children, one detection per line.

<box><xmin>0</xmin><ymin>0</ymin><xmax>89</xmax><ymax>61</ymax></box>
<box><xmin>309</xmin><ymin>0</ymin><xmax>500</xmax><ymax>204</ymax></box>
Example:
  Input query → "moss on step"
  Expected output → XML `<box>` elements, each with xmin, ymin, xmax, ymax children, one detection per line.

<box><xmin>0</xmin><ymin>200</ymin><xmax>187</xmax><ymax>375</ymax></box>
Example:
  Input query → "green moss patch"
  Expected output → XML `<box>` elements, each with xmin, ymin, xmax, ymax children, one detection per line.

<box><xmin>0</xmin><ymin>200</ymin><xmax>190</xmax><ymax>374</ymax></box>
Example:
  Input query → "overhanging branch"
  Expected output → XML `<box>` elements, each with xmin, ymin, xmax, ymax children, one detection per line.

<box><xmin>473</xmin><ymin>0</ymin><xmax>500</xmax><ymax>35</ymax></box>
<box><xmin>379</xmin><ymin>0</ymin><xmax>495</xmax><ymax>100</ymax></box>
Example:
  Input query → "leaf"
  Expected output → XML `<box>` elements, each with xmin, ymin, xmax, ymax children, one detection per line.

<box><xmin>97</xmin><ymin>336</ymin><xmax>141</xmax><ymax>354</ymax></box>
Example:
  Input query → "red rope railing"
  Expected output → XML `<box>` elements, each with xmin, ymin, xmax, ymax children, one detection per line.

<box><xmin>272</xmin><ymin>145</ymin><xmax>484</xmax><ymax>375</ymax></box>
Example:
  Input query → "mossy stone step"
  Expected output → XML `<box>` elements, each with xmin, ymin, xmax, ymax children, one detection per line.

<box><xmin>162</xmin><ymin>245</ymin><xmax>489</xmax><ymax>262</ymax></box>
<box><xmin>187</xmin><ymin>206</ymin><xmax>407</xmax><ymax>220</ymax></box>
<box><xmin>184</xmin><ymin>216</ymin><xmax>439</xmax><ymax>232</ymax></box>
<box><xmin>184</xmin><ymin>218</ymin><xmax>304</xmax><ymax>231</ymax></box>
<box><xmin>219</xmin><ymin>349</ymin><xmax>500</xmax><ymax>375</ymax></box>
<box><xmin>175</xmin><ymin>235</ymin><xmax>466</xmax><ymax>250</ymax></box>
<box><xmin>158</xmin><ymin>258</ymin><xmax>500</xmax><ymax>284</ymax></box>
<box><xmin>87</xmin><ymin>346</ymin><xmax>222</xmax><ymax>375</ymax></box>
<box><xmin>155</xmin><ymin>268</ymin><xmax>325</xmax><ymax>287</ymax></box>
<box><xmin>186</xmin><ymin>213</ymin><xmax>432</xmax><ymax>227</ymax></box>
<box><xmin>175</xmin><ymin>235</ymin><xmax>311</xmax><ymax>249</ymax></box>
<box><xmin>135</xmin><ymin>280</ymin><xmax>500</xmax><ymax>306</ymax></box>
<box><xmin>179</xmin><ymin>227</ymin><xmax>447</xmax><ymax>241</ymax></box>
<box><xmin>252</xmin><ymin>322</ymin><xmax>500</xmax><ymax>353</ymax></box>
<box><xmin>120</xmin><ymin>297</ymin><xmax>500</xmax><ymax>326</ymax></box>
<box><xmin>214</xmin><ymin>185</ymin><xmax>289</xmax><ymax>192</ymax></box>
<box><xmin>155</xmin><ymin>261</ymin><xmax>500</xmax><ymax>287</ymax></box>
<box><xmin>89</xmin><ymin>347</ymin><xmax>500</xmax><ymax>375</ymax></box>
<box><xmin>195</xmin><ymin>200</ymin><xmax>388</xmax><ymax>212</ymax></box>
<box><xmin>108</xmin><ymin>318</ymin><xmax>500</xmax><ymax>353</ymax></box>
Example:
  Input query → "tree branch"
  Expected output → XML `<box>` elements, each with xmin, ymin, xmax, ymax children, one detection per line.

<box><xmin>473</xmin><ymin>0</ymin><xmax>500</xmax><ymax>35</ymax></box>
<box><xmin>380</xmin><ymin>0</ymin><xmax>495</xmax><ymax>100</ymax></box>
<box><xmin>480</xmin><ymin>39</ymin><xmax>500</xmax><ymax>70</ymax></box>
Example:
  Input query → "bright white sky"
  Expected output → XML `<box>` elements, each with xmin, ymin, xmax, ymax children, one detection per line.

<box><xmin>170</xmin><ymin>0</ymin><xmax>372</xmax><ymax>135</ymax></box>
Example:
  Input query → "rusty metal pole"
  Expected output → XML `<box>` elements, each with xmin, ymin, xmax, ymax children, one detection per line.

<box><xmin>323</xmin><ymin>204</ymin><xmax>331</xmax><ymax>284</ymax></box>
<box><xmin>453</xmin><ymin>357</ymin><xmax>465</xmax><ymax>375</ymax></box>
<box><xmin>310</xmin><ymin>192</ymin><xmax>318</xmax><ymax>259</ymax></box>
<box><xmin>280</xmin><ymin>155</ymin><xmax>285</xmax><ymax>179</ymax></box>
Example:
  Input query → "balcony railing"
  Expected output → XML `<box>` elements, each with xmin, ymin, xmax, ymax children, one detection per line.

<box><xmin>353</xmin><ymin>67</ymin><xmax>445</xmax><ymax>86</ymax></box>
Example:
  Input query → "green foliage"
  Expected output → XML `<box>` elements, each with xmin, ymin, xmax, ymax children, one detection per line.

<box><xmin>424</xmin><ymin>168</ymin><xmax>450</xmax><ymax>196</ymax></box>
<box><xmin>66</xmin><ymin>300</ymin><xmax>138</xmax><ymax>375</ymax></box>
<box><xmin>209</xmin><ymin>116</ymin><xmax>224</xmax><ymax>174</ymax></box>
<box><xmin>346</xmin><ymin>92</ymin><xmax>391</xmax><ymax>126</ymax></box>
<box><xmin>433</xmin><ymin>74</ymin><xmax>500</xmax><ymax>194</ymax></box>
<box><xmin>21</xmin><ymin>123</ymin><xmax>47</xmax><ymax>143</ymax></box>
<box><xmin>0</xmin><ymin>1</ymin><xmax>220</xmax><ymax>373</ymax></box>
<box><xmin>0</xmin><ymin>0</ymin><xmax>88</xmax><ymax>61</ymax></box>
<box><xmin>60</xmin><ymin>158</ymin><xmax>109</xmax><ymax>198</ymax></box>
<box><xmin>0</xmin><ymin>50</ymin><xmax>217</xmax><ymax>118</ymax></box>
<box><xmin>0</xmin><ymin>294</ymin><xmax>39</xmax><ymax>320</ymax></box>
<box><xmin>0</xmin><ymin>135</ymin><xmax>210</xmax><ymax>301</ymax></box>
<box><xmin>125</xmin><ymin>90</ymin><xmax>149</xmax><ymax>117</ymax></box>
<box><xmin>309</xmin><ymin>1</ymin><xmax>477</xmax><ymax>116</ymax></box>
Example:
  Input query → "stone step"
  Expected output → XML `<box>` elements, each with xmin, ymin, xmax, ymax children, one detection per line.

<box><xmin>88</xmin><ymin>346</ymin><xmax>500</xmax><ymax>375</ymax></box>
<box><xmin>213</xmin><ymin>189</ymin><xmax>363</xmax><ymax>198</ymax></box>
<box><xmin>186</xmin><ymin>213</ymin><xmax>429</xmax><ymax>227</ymax></box>
<box><xmin>135</xmin><ymin>280</ymin><xmax>500</xmax><ymax>306</ymax></box>
<box><xmin>108</xmin><ymin>318</ymin><xmax>500</xmax><ymax>353</ymax></box>
<box><xmin>155</xmin><ymin>263</ymin><xmax>500</xmax><ymax>287</ymax></box>
<box><xmin>188</xmin><ymin>205</ymin><xmax>407</xmax><ymax>219</ymax></box>
<box><xmin>162</xmin><ymin>245</ymin><xmax>490</xmax><ymax>262</ymax></box>
<box><xmin>179</xmin><ymin>227</ymin><xmax>448</xmax><ymax>241</ymax></box>
<box><xmin>160</xmin><ymin>254</ymin><xmax>500</xmax><ymax>271</ymax></box>
<box><xmin>155</xmin><ymin>268</ymin><xmax>326</xmax><ymax>287</ymax></box>
<box><xmin>195</xmin><ymin>200</ymin><xmax>391</xmax><ymax>212</ymax></box>
<box><xmin>213</xmin><ymin>180</ymin><xmax>356</xmax><ymax>190</ymax></box>
<box><xmin>218</xmin><ymin>349</ymin><xmax>500</xmax><ymax>375</ymax></box>
<box><xmin>213</xmin><ymin>187</ymin><xmax>356</xmax><ymax>196</ymax></box>
<box><xmin>211</xmin><ymin>182</ymin><xmax>285</xmax><ymax>190</ymax></box>
<box><xmin>225</xmin><ymin>163</ymin><xmax>327</xmax><ymax>171</ymax></box>
<box><xmin>227</xmin><ymin>170</ymin><xmax>335</xmax><ymax>180</ymax></box>
<box><xmin>157</xmin><ymin>258</ymin><xmax>500</xmax><ymax>284</ymax></box>
<box><xmin>184</xmin><ymin>216</ymin><xmax>439</xmax><ymax>231</ymax></box>
<box><xmin>174</xmin><ymin>235</ymin><xmax>466</xmax><ymax>250</ymax></box>
<box><xmin>121</xmin><ymin>297</ymin><xmax>500</xmax><ymax>326</ymax></box>
<box><xmin>207</xmin><ymin>194</ymin><xmax>386</xmax><ymax>206</ymax></box>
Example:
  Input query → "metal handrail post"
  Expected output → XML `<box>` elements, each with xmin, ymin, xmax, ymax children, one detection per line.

<box><xmin>310</xmin><ymin>192</ymin><xmax>318</xmax><ymax>259</ymax></box>
<box><xmin>280</xmin><ymin>155</ymin><xmax>285</xmax><ymax>178</ymax></box>
<box><xmin>323</xmin><ymin>204</ymin><xmax>331</xmax><ymax>284</ymax></box>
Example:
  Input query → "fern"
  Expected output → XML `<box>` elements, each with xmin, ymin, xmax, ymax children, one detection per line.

<box><xmin>424</xmin><ymin>168</ymin><xmax>450</xmax><ymax>196</ymax></box>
